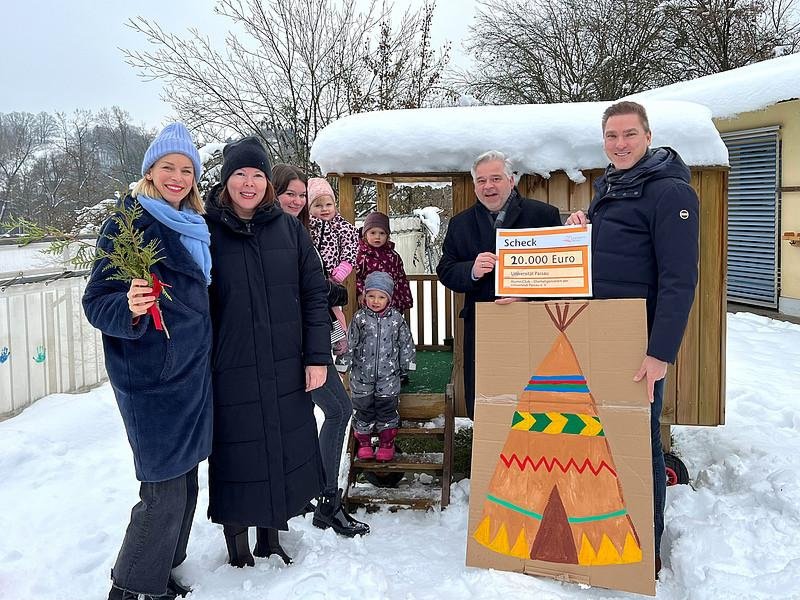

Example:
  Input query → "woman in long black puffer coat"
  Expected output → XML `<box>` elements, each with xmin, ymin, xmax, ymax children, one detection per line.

<box><xmin>204</xmin><ymin>137</ymin><xmax>331</xmax><ymax>567</ymax></box>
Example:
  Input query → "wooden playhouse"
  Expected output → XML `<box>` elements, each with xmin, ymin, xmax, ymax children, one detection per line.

<box><xmin>310</xmin><ymin>100</ymin><xmax>728</xmax><ymax>506</ymax></box>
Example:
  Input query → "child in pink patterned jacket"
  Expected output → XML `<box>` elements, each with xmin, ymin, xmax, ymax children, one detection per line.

<box><xmin>356</xmin><ymin>211</ymin><xmax>413</xmax><ymax>312</ymax></box>
<box><xmin>307</xmin><ymin>178</ymin><xmax>359</xmax><ymax>283</ymax></box>
<box><xmin>307</xmin><ymin>178</ymin><xmax>359</xmax><ymax>348</ymax></box>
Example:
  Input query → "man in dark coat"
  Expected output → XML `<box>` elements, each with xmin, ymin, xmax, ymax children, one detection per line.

<box><xmin>204</xmin><ymin>137</ymin><xmax>332</xmax><ymax>567</ymax></box>
<box><xmin>436</xmin><ymin>150</ymin><xmax>562</xmax><ymax>419</ymax></box>
<box><xmin>566</xmin><ymin>100</ymin><xmax>700</xmax><ymax>577</ymax></box>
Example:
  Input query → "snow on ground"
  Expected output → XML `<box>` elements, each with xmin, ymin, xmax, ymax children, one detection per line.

<box><xmin>310</xmin><ymin>100</ymin><xmax>728</xmax><ymax>183</ymax></box>
<box><xmin>1</xmin><ymin>312</ymin><xmax>799</xmax><ymax>599</ymax></box>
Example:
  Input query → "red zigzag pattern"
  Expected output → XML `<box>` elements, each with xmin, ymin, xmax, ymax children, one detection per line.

<box><xmin>500</xmin><ymin>453</ymin><xmax>617</xmax><ymax>477</ymax></box>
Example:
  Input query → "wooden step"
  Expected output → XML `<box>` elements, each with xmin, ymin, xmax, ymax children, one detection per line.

<box><xmin>347</xmin><ymin>483</ymin><xmax>443</xmax><ymax>509</ymax></box>
<box><xmin>352</xmin><ymin>452</ymin><xmax>444</xmax><ymax>472</ymax></box>
<box><xmin>397</xmin><ymin>426</ymin><xmax>444</xmax><ymax>436</ymax></box>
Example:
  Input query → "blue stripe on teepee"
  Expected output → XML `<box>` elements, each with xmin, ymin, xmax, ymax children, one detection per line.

<box><xmin>524</xmin><ymin>384</ymin><xmax>590</xmax><ymax>392</ymax></box>
<box><xmin>525</xmin><ymin>374</ymin><xmax>589</xmax><ymax>392</ymax></box>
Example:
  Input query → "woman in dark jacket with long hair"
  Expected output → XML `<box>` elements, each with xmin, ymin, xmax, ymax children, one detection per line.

<box><xmin>204</xmin><ymin>139</ymin><xmax>331</xmax><ymax>567</ymax></box>
<box><xmin>273</xmin><ymin>164</ymin><xmax>369</xmax><ymax>537</ymax></box>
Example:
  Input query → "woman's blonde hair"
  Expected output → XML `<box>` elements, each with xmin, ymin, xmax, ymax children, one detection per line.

<box><xmin>131</xmin><ymin>170</ymin><xmax>205</xmax><ymax>214</ymax></box>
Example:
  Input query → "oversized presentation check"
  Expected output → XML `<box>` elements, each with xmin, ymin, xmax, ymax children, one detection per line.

<box><xmin>494</xmin><ymin>225</ymin><xmax>592</xmax><ymax>297</ymax></box>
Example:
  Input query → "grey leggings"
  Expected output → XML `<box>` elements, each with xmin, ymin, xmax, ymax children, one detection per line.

<box><xmin>311</xmin><ymin>365</ymin><xmax>352</xmax><ymax>494</ymax></box>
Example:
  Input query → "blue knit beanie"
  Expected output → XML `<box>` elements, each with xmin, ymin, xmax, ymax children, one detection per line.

<box><xmin>141</xmin><ymin>122</ymin><xmax>203</xmax><ymax>182</ymax></box>
<box><xmin>364</xmin><ymin>271</ymin><xmax>394</xmax><ymax>300</ymax></box>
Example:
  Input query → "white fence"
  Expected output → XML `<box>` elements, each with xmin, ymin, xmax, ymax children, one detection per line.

<box><xmin>0</xmin><ymin>274</ymin><xmax>106</xmax><ymax>418</ymax></box>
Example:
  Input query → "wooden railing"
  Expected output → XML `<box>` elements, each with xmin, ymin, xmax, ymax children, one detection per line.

<box><xmin>404</xmin><ymin>274</ymin><xmax>455</xmax><ymax>351</ymax></box>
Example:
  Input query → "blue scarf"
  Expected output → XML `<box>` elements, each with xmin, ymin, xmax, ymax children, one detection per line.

<box><xmin>137</xmin><ymin>195</ymin><xmax>212</xmax><ymax>285</ymax></box>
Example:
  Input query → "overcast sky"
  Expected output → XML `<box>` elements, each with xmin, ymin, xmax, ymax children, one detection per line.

<box><xmin>0</xmin><ymin>0</ymin><xmax>477</xmax><ymax>128</ymax></box>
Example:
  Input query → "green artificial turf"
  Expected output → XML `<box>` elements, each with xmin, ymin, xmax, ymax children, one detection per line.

<box><xmin>403</xmin><ymin>350</ymin><xmax>453</xmax><ymax>393</ymax></box>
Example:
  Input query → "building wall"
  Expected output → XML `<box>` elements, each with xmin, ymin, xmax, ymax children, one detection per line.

<box><xmin>715</xmin><ymin>99</ymin><xmax>800</xmax><ymax>315</ymax></box>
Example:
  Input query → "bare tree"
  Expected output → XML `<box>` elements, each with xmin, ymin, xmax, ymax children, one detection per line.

<box><xmin>460</xmin><ymin>0</ymin><xmax>799</xmax><ymax>105</ymax></box>
<box><xmin>662</xmin><ymin>0</ymin><xmax>800</xmax><ymax>78</ymax></box>
<box><xmin>1</xmin><ymin>109</ymin><xmax>155</xmax><ymax>232</ymax></box>
<box><xmin>95</xmin><ymin>107</ymin><xmax>156</xmax><ymax>189</ymax></box>
<box><xmin>0</xmin><ymin>112</ymin><xmax>56</xmax><ymax>222</ymax></box>
<box><xmin>123</xmin><ymin>0</ymin><xmax>450</xmax><ymax>173</ymax></box>
<box><xmin>459</xmin><ymin>0</ymin><xmax>675</xmax><ymax>104</ymax></box>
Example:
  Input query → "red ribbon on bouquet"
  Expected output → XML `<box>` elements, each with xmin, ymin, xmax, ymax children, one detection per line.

<box><xmin>146</xmin><ymin>273</ymin><xmax>172</xmax><ymax>338</ymax></box>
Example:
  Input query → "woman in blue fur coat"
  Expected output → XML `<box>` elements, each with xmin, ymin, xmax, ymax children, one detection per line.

<box><xmin>82</xmin><ymin>123</ymin><xmax>212</xmax><ymax>600</ymax></box>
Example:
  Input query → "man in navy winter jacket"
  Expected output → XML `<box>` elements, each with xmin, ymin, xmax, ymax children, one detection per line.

<box><xmin>437</xmin><ymin>150</ymin><xmax>562</xmax><ymax>419</ymax></box>
<box><xmin>567</xmin><ymin>100</ymin><xmax>700</xmax><ymax>576</ymax></box>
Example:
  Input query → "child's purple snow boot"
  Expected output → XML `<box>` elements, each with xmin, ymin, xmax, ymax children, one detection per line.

<box><xmin>354</xmin><ymin>431</ymin><xmax>375</xmax><ymax>460</ymax></box>
<box><xmin>375</xmin><ymin>428</ymin><xmax>398</xmax><ymax>462</ymax></box>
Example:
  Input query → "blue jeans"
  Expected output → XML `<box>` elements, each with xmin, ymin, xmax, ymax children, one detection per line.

<box><xmin>652</xmin><ymin>378</ymin><xmax>666</xmax><ymax>558</ymax></box>
<box><xmin>111</xmin><ymin>466</ymin><xmax>198</xmax><ymax>596</ymax></box>
<box><xmin>311</xmin><ymin>365</ymin><xmax>352</xmax><ymax>495</ymax></box>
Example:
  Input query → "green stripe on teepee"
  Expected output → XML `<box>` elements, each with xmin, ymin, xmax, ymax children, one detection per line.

<box><xmin>486</xmin><ymin>494</ymin><xmax>628</xmax><ymax>524</ymax></box>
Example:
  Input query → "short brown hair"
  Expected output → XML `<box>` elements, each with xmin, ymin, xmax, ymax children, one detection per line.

<box><xmin>601</xmin><ymin>101</ymin><xmax>650</xmax><ymax>133</ymax></box>
<box><xmin>218</xmin><ymin>179</ymin><xmax>277</xmax><ymax>212</ymax></box>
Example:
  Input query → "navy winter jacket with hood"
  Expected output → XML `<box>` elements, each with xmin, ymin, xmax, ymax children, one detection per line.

<box><xmin>588</xmin><ymin>147</ymin><xmax>699</xmax><ymax>363</ymax></box>
<box><xmin>82</xmin><ymin>196</ymin><xmax>213</xmax><ymax>483</ymax></box>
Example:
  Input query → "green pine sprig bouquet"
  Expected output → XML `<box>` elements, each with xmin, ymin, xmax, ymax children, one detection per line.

<box><xmin>4</xmin><ymin>201</ymin><xmax>172</xmax><ymax>336</ymax></box>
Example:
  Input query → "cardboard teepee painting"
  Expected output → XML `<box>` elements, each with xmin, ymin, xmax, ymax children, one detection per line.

<box><xmin>472</xmin><ymin>302</ymin><xmax>642</xmax><ymax>565</ymax></box>
<box><xmin>467</xmin><ymin>300</ymin><xmax>654</xmax><ymax>596</ymax></box>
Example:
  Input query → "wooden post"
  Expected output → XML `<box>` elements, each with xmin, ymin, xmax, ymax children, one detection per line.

<box><xmin>337</xmin><ymin>175</ymin><xmax>358</xmax><ymax>323</ymax></box>
<box><xmin>376</xmin><ymin>181</ymin><xmax>391</xmax><ymax>215</ymax></box>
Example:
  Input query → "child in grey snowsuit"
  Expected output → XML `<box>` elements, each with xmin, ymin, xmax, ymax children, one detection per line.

<box><xmin>343</xmin><ymin>271</ymin><xmax>416</xmax><ymax>462</ymax></box>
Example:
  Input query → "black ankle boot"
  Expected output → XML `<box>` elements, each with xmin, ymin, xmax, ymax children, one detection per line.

<box><xmin>253</xmin><ymin>527</ymin><xmax>292</xmax><ymax>564</ymax></box>
<box><xmin>313</xmin><ymin>489</ymin><xmax>370</xmax><ymax>537</ymax></box>
<box><xmin>223</xmin><ymin>524</ymin><xmax>254</xmax><ymax>568</ymax></box>
<box><xmin>108</xmin><ymin>586</ymin><xmax>176</xmax><ymax>600</ymax></box>
<box><xmin>167</xmin><ymin>573</ymin><xmax>191</xmax><ymax>598</ymax></box>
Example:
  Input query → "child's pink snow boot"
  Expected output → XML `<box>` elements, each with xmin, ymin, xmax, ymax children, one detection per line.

<box><xmin>375</xmin><ymin>428</ymin><xmax>398</xmax><ymax>462</ymax></box>
<box><xmin>354</xmin><ymin>431</ymin><xmax>374</xmax><ymax>460</ymax></box>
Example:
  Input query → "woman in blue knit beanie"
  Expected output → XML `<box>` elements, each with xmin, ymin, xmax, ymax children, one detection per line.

<box><xmin>83</xmin><ymin>122</ymin><xmax>212</xmax><ymax>600</ymax></box>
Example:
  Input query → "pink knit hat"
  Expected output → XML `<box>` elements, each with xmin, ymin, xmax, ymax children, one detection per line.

<box><xmin>307</xmin><ymin>177</ymin><xmax>336</xmax><ymax>207</ymax></box>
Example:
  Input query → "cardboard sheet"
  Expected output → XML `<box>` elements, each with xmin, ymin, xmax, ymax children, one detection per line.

<box><xmin>466</xmin><ymin>300</ymin><xmax>655</xmax><ymax>596</ymax></box>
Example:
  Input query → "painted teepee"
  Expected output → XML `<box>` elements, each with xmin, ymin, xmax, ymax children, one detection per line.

<box><xmin>472</xmin><ymin>302</ymin><xmax>642</xmax><ymax>566</ymax></box>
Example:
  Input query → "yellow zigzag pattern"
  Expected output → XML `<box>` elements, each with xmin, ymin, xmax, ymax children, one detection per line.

<box><xmin>578</xmin><ymin>532</ymin><xmax>642</xmax><ymax>565</ymax></box>
<box><xmin>473</xmin><ymin>516</ymin><xmax>642</xmax><ymax>564</ymax></box>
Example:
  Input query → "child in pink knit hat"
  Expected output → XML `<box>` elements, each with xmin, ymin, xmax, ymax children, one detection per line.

<box><xmin>307</xmin><ymin>178</ymin><xmax>359</xmax><ymax>284</ymax></box>
<box><xmin>307</xmin><ymin>178</ymin><xmax>359</xmax><ymax>356</ymax></box>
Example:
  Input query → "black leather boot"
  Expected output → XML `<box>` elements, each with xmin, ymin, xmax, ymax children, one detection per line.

<box><xmin>253</xmin><ymin>527</ymin><xmax>292</xmax><ymax>564</ymax></box>
<box><xmin>223</xmin><ymin>524</ymin><xmax>254</xmax><ymax>568</ymax></box>
<box><xmin>108</xmin><ymin>585</ymin><xmax>176</xmax><ymax>599</ymax></box>
<box><xmin>313</xmin><ymin>489</ymin><xmax>370</xmax><ymax>537</ymax></box>
<box><xmin>167</xmin><ymin>573</ymin><xmax>191</xmax><ymax>598</ymax></box>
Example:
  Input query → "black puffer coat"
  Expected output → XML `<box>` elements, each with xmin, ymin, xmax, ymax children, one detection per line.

<box><xmin>588</xmin><ymin>147</ymin><xmax>699</xmax><ymax>363</ymax></box>
<box><xmin>204</xmin><ymin>185</ymin><xmax>331</xmax><ymax>528</ymax></box>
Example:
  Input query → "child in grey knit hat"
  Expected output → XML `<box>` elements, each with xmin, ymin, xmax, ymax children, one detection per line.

<box><xmin>340</xmin><ymin>271</ymin><xmax>416</xmax><ymax>462</ymax></box>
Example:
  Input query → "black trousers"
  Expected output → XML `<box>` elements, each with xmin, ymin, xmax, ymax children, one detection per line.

<box><xmin>111</xmin><ymin>466</ymin><xmax>199</xmax><ymax>596</ymax></box>
<box><xmin>463</xmin><ymin>316</ymin><xmax>476</xmax><ymax>420</ymax></box>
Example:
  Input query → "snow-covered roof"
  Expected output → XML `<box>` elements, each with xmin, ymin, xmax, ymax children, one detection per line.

<box><xmin>310</xmin><ymin>100</ymin><xmax>728</xmax><ymax>182</ymax></box>
<box><xmin>627</xmin><ymin>53</ymin><xmax>800</xmax><ymax>119</ymax></box>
